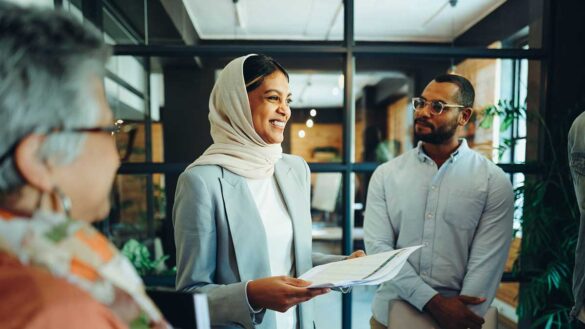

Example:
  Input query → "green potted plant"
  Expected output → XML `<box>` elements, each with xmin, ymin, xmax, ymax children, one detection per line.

<box><xmin>481</xmin><ymin>100</ymin><xmax>579</xmax><ymax>328</ymax></box>
<box><xmin>121</xmin><ymin>238</ymin><xmax>176</xmax><ymax>287</ymax></box>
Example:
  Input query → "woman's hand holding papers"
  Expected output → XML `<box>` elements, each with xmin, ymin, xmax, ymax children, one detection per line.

<box><xmin>247</xmin><ymin>276</ymin><xmax>330</xmax><ymax>312</ymax></box>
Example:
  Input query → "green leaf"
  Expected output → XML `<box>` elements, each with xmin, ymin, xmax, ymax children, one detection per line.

<box><xmin>121</xmin><ymin>238</ymin><xmax>169</xmax><ymax>276</ymax></box>
<box><xmin>479</xmin><ymin>105</ymin><xmax>497</xmax><ymax>129</ymax></box>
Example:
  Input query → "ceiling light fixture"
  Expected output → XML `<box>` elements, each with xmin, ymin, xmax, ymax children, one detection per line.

<box><xmin>310</xmin><ymin>109</ymin><xmax>317</xmax><ymax>117</ymax></box>
<box><xmin>298</xmin><ymin>130</ymin><xmax>306</xmax><ymax>138</ymax></box>
<box><xmin>306</xmin><ymin>119</ymin><xmax>314</xmax><ymax>128</ymax></box>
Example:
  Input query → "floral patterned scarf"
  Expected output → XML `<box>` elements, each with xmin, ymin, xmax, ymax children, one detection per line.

<box><xmin>0</xmin><ymin>209</ymin><xmax>163</xmax><ymax>324</ymax></box>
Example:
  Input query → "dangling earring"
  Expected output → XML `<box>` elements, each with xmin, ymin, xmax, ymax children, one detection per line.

<box><xmin>53</xmin><ymin>186</ymin><xmax>72</xmax><ymax>218</ymax></box>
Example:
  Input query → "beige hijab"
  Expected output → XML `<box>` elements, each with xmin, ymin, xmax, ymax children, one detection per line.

<box><xmin>188</xmin><ymin>54</ymin><xmax>282</xmax><ymax>178</ymax></box>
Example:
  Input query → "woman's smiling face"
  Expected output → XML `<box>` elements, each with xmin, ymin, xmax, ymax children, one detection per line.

<box><xmin>248</xmin><ymin>70</ymin><xmax>292</xmax><ymax>144</ymax></box>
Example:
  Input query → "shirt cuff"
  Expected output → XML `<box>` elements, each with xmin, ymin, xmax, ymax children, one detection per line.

<box><xmin>244</xmin><ymin>280</ymin><xmax>264</xmax><ymax>314</ymax></box>
<box><xmin>404</xmin><ymin>283</ymin><xmax>438</xmax><ymax>311</ymax></box>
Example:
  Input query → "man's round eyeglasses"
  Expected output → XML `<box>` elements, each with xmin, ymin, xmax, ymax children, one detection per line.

<box><xmin>411</xmin><ymin>97</ymin><xmax>465</xmax><ymax>116</ymax></box>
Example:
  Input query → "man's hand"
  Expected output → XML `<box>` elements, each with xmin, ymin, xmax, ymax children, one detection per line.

<box><xmin>346</xmin><ymin>250</ymin><xmax>366</xmax><ymax>259</ymax></box>
<box><xmin>247</xmin><ymin>276</ymin><xmax>330</xmax><ymax>313</ymax></box>
<box><xmin>424</xmin><ymin>294</ymin><xmax>486</xmax><ymax>329</ymax></box>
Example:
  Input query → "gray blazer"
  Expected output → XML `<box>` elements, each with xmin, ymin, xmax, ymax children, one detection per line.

<box><xmin>570</xmin><ymin>112</ymin><xmax>585</xmax><ymax>319</ymax></box>
<box><xmin>173</xmin><ymin>154</ymin><xmax>344</xmax><ymax>329</ymax></box>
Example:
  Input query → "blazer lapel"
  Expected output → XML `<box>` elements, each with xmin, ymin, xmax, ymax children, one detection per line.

<box><xmin>274</xmin><ymin>160</ymin><xmax>312</xmax><ymax>276</ymax></box>
<box><xmin>274</xmin><ymin>160</ymin><xmax>316</xmax><ymax>329</ymax></box>
<box><xmin>219</xmin><ymin>169</ymin><xmax>271</xmax><ymax>281</ymax></box>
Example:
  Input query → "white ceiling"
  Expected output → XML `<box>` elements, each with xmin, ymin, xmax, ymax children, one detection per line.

<box><xmin>193</xmin><ymin>0</ymin><xmax>507</xmax><ymax>107</ymax></box>
<box><xmin>182</xmin><ymin>0</ymin><xmax>507</xmax><ymax>42</ymax></box>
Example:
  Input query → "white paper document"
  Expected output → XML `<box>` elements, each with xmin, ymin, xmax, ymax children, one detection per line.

<box><xmin>299</xmin><ymin>245</ymin><xmax>423</xmax><ymax>288</ymax></box>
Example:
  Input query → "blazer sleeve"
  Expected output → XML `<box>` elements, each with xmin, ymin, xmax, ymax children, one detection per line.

<box><xmin>173</xmin><ymin>169</ymin><xmax>264</xmax><ymax>329</ymax></box>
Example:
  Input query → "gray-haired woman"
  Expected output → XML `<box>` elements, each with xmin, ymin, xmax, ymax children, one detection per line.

<box><xmin>0</xmin><ymin>4</ymin><xmax>165</xmax><ymax>329</ymax></box>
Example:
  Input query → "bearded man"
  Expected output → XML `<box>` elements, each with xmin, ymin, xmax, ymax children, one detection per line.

<box><xmin>364</xmin><ymin>74</ymin><xmax>514</xmax><ymax>329</ymax></box>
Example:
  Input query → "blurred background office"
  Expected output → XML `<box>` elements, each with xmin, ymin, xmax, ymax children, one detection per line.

<box><xmin>6</xmin><ymin>0</ymin><xmax>585</xmax><ymax>328</ymax></box>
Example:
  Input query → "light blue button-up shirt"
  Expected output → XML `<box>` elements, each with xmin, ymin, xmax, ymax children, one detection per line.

<box><xmin>364</xmin><ymin>139</ymin><xmax>514</xmax><ymax>326</ymax></box>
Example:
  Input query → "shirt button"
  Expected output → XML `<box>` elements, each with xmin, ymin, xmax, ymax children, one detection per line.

<box><xmin>431</xmin><ymin>185</ymin><xmax>436</xmax><ymax>190</ymax></box>
<box><xmin>421</xmin><ymin>271</ymin><xmax>428</xmax><ymax>276</ymax></box>
<box><xmin>426</xmin><ymin>213</ymin><xmax>433</xmax><ymax>219</ymax></box>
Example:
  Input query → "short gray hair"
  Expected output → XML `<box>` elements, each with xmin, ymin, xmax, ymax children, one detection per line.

<box><xmin>0</xmin><ymin>2</ymin><xmax>111</xmax><ymax>191</ymax></box>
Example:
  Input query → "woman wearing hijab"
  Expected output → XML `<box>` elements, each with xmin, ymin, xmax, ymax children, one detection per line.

<box><xmin>173</xmin><ymin>54</ymin><xmax>365</xmax><ymax>329</ymax></box>
<box><xmin>0</xmin><ymin>4</ymin><xmax>166</xmax><ymax>329</ymax></box>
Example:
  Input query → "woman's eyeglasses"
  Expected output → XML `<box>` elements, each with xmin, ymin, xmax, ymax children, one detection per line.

<box><xmin>0</xmin><ymin>121</ymin><xmax>137</xmax><ymax>165</ymax></box>
<box><xmin>56</xmin><ymin>120</ymin><xmax>136</xmax><ymax>136</ymax></box>
<box><xmin>411</xmin><ymin>97</ymin><xmax>465</xmax><ymax>116</ymax></box>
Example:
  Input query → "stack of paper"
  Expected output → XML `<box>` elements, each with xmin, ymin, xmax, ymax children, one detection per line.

<box><xmin>300</xmin><ymin>245</ymin><xmax>422</xmax><ymax>288</ymax></box>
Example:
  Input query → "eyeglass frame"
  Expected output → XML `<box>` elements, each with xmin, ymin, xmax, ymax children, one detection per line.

<box><xmin>0</xmin><ymin>121</ymin><xmax>134</xmax><ymax>166</ymax></box>
<box><xmin>411</xmin><ymin>96</ymin><xmax>466</xmax><ymax>116</ymax></box>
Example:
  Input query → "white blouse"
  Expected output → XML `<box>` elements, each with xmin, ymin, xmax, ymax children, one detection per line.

<box><xmin>246</xmin><ymin>176</ymin><xmax>296</xmax><ymax>329</ymax></box>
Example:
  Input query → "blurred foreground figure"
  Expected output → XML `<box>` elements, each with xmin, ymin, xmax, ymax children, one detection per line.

<box><xmin>0</xmin><ymin>3</ymin><xmax>166</xmax><ymax>328</ymax></box>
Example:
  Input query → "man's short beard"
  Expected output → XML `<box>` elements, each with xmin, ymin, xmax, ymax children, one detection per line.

<box><xmin>415</xmin><ymin>121</ymin><xmax>459</xmax><ymax>145</ymax></box>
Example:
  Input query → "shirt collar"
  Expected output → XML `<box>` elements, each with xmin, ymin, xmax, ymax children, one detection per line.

<box><xmin>416</xmin><ymin>138</ymin><xmax>470</xmax><ymax>163</ymax></box>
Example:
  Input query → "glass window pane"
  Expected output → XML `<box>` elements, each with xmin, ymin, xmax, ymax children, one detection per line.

<box><xmin>311</xmin><ymin>172</ymin><xmax>344</xmax><ymax>256</ymax></box>
<box><xmin>355</xmin><ymin>58</ymin><xmax>542</xmax><ymax>165</ymax></box>
<box><xmin>105</xmin><ymin>56</ymin><xmax>167</xmax><ymax>163</ymax></box>
<box><xmin>313</xmin><ymin>293</ymin><xmax>342</xmax><ymax>328</ymax></box>
<box><xmin>352</xmin><ymin>285</ymin><xmax>376</xmax><ymax>328</ymax></box>
<box><xmin>512</xmin><ymin>173</ymin><xmax>524</xmax><ymax>237</ymax></box>
<box><xmin>120</xmin><ymin>55</ymin><xmax>344</xmax><ymax>164</ymax></box>
<box><xmin>311</xmin><ymin>172</ymin><xmax>343</xmax><ymax>328</ymax></box>
<box><xmin>289</xmin><ymin>69</ymin><xmax>344</xmax><ymax>163</ymax></box>
<box><xmin>354</xmin><ymin>0</ymin><xmax>543</xmax><ymax>48</ymax></box>
<box><xmin>105</xmin><ymin>173</ymin><xmax>170</xmax><ymax>268</ymax></box>
<box><xmin>352</xmin><ymin>171</ymin><xmax>376</xmax><ymax>328</ymax></box>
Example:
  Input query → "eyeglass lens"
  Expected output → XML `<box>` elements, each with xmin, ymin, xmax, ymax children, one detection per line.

<box><xmin>412</xmin><ymin>98</ymin><xmax>444</xmax><ymax>114</ymax></box>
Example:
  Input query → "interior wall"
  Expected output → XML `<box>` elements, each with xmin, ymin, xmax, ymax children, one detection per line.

<box><xmin>386</xmin><ymin>96</ymin><xmax>409</xmax><ymax>158</ymax></box>
<box><xmin>453</xmin><ymin>58</ymin><xmax>500</xmax><ymax>160</ymax></box>
<box><xmin>290</xmin><ymin>123</ymin><xmax>343</xmax><ymax>162</ymax></box>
